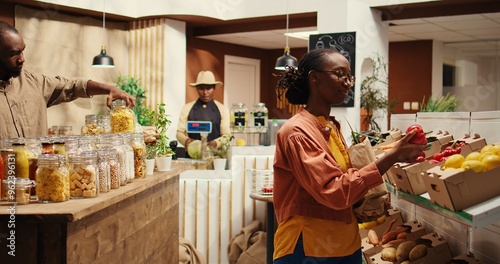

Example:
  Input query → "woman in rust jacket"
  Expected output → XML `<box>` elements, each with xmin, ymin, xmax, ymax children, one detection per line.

<box><xmin>272</xmin><ymin>48</ymin><xmax>425</xmax><ymax>264</ymax></box>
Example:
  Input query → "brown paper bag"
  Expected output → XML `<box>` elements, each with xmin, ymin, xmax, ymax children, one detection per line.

<box><xmin>348</xmin><ymin>139</ymin><xmax>391</xmax><ymax>223</ymax></box>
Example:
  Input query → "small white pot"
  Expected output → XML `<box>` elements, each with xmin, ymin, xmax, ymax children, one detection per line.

<box><xmin>213</xmin><ymin>158</ymin><xmax>227</xmax><ymax>171</ymax></box>
<box><xmin>146</xmin><ymin>159</ymin><xmax>156</xmax><ymax>175</ymax></box>
<box><xmin>156</xmin><ymin>155</ymin><xmax>172</xmax><ymax>171</ymax></box>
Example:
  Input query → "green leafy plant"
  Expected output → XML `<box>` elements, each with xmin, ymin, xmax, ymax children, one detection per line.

<box><xmin>115</xmin><ymin>75</ymin><xmax>151</xmax><ymax>126</ymax></box>
<box><xmin>210</xmin><ymin>135</ymin><xmax>234</xmax><ymax>158</ymax></box>
<box><xmin>145</xmin><ymin>103</ymin><xmax>175</xmax><ymax>156</ymax></box>
<box><xmin>420</xmin><ymin>93</ymin><xmax>461</xmax><ymax>112</ymax></box>
<box><xmin>360</xmin><ymin>54</ymin><xmax>396</xmax><ymax>132</ymax></box>
<box><xmin>145</xmin><ymin>143</ymin><xmax>157</xmax><ymax>159</ymax></box>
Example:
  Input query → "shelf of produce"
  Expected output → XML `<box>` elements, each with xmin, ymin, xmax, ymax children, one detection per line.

<box><xmin>386</xmin><ymin>182</ymin><xmax>500</xmax><ymax>229</ymax></box>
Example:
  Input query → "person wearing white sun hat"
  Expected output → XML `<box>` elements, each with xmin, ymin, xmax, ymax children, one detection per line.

<box><xmin>176</xmin><ymin>70</ymin><xmax>231</xmax><ymax>158</ymax></box>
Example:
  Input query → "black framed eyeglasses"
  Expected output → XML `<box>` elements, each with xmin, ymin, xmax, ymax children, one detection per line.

<box><xmin>317</xmin><ymin>69</ymin><xmax>355</xmax><ymax>86</ymax></box>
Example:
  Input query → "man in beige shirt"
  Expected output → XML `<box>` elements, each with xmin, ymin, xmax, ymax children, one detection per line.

<box><xmin>0</xmin><ymin>21</ymin><xmax>135</xmax><ymax>141</ymax></box>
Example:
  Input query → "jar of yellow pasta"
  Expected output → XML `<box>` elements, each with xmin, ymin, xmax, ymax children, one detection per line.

<box><xmin>36</xmin><ymin>154</ymin><xmax>70</xmax><ymax>203</ymax></box>
<box><xmin>69</xmin><ymin>152</ymin><xmax>98</xmax><ymax>198</ymax></box>
<box><xmin>110</xmin><ymin>99</ymin><xmax>136</xmax><ymax>133</ymax></box>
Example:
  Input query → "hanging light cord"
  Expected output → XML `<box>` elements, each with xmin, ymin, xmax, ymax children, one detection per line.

<box><xmin>102</xmin><ymin>0</ymin><xmax>106</xmax><ymax>46</ymax></box>
<box><xmin>285</xmin><ymin>1</ymin><xmax>289</xmax><ymax>48</ymax></box>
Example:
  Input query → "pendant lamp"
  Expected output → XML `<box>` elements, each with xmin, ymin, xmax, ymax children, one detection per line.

<box><xmin>275</xmin><ymin>5</ymin><xmax>297</xmax><ymax>71</ymax></box>
<box><xmin>92</xmin><ymin>0</ymin><xmax>114</xmax><ymax>68</ymax></box>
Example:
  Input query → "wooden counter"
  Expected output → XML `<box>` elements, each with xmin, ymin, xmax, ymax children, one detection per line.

<box><xmin>0</xmin><ymin>167</ymin><xmax>182</xmax><ymax>264</ymax></box>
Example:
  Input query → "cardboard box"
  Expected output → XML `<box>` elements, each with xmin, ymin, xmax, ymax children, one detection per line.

<box><xmin>392</xmin><ymin>161</ymin><xmax>439</xmax><ymax>195</ymax></box>
<box><xmin>446</xmin><ymin>254</ymin><xmax>481</xmax><ymax>264</ymax></box>
<box><xmin>440</xmin><ymin>135</ymin><xmax>487</xmax><ymax>157</ymax></box>
<box><xmin>421</xmin><ymin>163</ymin><xmax>500</xmax><ymax>211</ymax></box>
<box><xmin>364</xmin><ymin>232</ymin><xmax>452</xmax><ymax>264</ymax></box>
<box><xmin>424</xmin><ymin>132</ymin><xmax>454</xmax><ymax>158</ymax></box>
<box><xmin>361</xmin><ymin>218</ymin><xmax>426</xmax><ymax>252</ymax></box>
<box><xmin>359</xmin><ymin>208</ymin><xmax>404</xmax><ymax>242</ymax></box>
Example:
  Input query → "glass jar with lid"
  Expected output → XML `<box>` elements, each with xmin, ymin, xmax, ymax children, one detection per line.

<box><xmin>230</xmin><ymin>102</ymin><xmax>248</xmax><ymax>132</ymax></box>
<box><xmin>130</xmin><ymin>133</ymin><xmax>146</xmax><ymax>179</ymax></box>
<box><xmin>25</xmin><ymin>138</ymin><xmax>41</xmax><ymax>195</ymax></box>
<box><xmin>36</xmin><ymin>154</ymin><xmax>70</xmax><ymax>202</ymax></box>
<box><xmin>99</xmin><ymin>135</ymin><xmax>127</xmax><ymax>186</ymax></box>
<box><xmin>3</xmin><ymin>177</ymin><xmax>35</xmax><ymax>205</ymax></box>
<box><xmin>110</xmin><ymin>99</ymin><xmax>136</xmax><ymax>133</ymax></box>
<box><xmin>98</xmin><ymin>115</ymin><xmax>112</xmax><ymax>134</ymax></box>
<box><xmin>59</xmin><ymin>126</ymin><xmax>73</xmax><ymax>136</ymax></box>
<box><xmin>122</xmin><ymin>134</ymin><xmax>135</xmax><ymax>183</ymax></box>
<box><xmin>69</xmin><ymin>151</ymin><xmax>98</xmax><ymax>198</ymax></box>
<box><xmin>96</xmin><ymin>149</ymin><xmax>111</xmax><ymax>193</ymax></box>
<box><xmin>12</xmin><ymin>142</ymin><xmax>29</xmax><ymax>179</ymax></box>
<box><xmin>249</xmin><ymin>102</ymin><xmax>268</xmax><ymax>133</ymax></box>
<box><xmin>81</xmin><ymin>114</ymin><xmax>104</xmax><ymax>135</ymax></box>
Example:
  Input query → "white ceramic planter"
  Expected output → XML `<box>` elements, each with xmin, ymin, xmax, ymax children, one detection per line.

<box><xmin>156</xmin><ymin>156</ymin><xmax>172</xmax><ymax>171</ymax></box>
<box><xmin>213</xmin><ymin>158</ymin><xmax>227</xmax><ymax>171</ymax></box>
<box><xmin>146</xmin><ymin>159</ymin><xmax>156</xmax><ymax>175</ymax></box>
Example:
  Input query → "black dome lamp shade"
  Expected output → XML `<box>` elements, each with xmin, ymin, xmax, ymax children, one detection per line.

<box><xmin>275</xmin><ymin>3</ymin><xmax>297</xmax><ymax>71</ymax></box>
<box><xmin>92</xmin><ymin>45</ymin><xmax>114</xmax><ymax>68</ymax></box>
<box><xmin>92</xmin><ymin>0</ymin><xmax>115</xmax><ymax>68</ymax></box>
<box><xmin>275</xmin><ymin>46</ymin><xmax>297</xmax><ymax>70</ymax></box>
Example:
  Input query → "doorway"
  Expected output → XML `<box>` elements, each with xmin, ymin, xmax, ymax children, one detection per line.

<box><xmin>224</xmin><ymin>55</ymin><xmax>261</xmax><ymax>145</ymax></box>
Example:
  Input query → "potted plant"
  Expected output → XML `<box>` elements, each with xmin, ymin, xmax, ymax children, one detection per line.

<box><xmin>146</xmin><ymin>103</ymin><xmax>175</xmax><ymax>171</ymax></box>
<box><xmin>145</xmin><ymin>143</ymin><xmax>157</xmax><ymax>175</ymax></box>
<box><xmin>360</xmin><ymin>54</ymin><xmax>396</xmax><ymax>132</ymax></box>
<box><xmin>210</xmin><ymin>135</ymin><xmax>234</xmax><ymax>170</ymax></box>
<box><xmin>115</xmin><ymin>75</ymin><xmax>151</xmax><ymax>126</ymax></box>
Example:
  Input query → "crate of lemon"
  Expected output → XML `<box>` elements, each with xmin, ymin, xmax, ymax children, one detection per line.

<box><xmin>421</xmin><ymin>144</ymin><xmax>500</xmax><ymax>212</ymax></box>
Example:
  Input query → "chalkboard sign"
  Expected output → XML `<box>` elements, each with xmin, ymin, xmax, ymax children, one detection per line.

<box><xmin>309</xmin><ymin>32</ymin><xmax>356</xmax><ymax>107</ymax></box>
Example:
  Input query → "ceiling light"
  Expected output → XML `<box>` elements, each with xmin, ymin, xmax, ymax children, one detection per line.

<box><xmin>92</xmin><ymin>0</ymin><xmax>114</xmax><ymax>68</ymax></box>
<box><xmin>275</xmin><ymin>1</ymin><xmax>297</xmax><ymax>71</ymax></box>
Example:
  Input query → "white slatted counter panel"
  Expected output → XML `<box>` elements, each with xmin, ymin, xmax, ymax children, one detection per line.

<box><xmin>179</xmin><ymin>146</ymin><xmax>275</xmax><ymax>264</ymax></box>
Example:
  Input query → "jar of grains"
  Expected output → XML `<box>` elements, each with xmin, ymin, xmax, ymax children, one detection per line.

<box><xmin>122</xmin><ymin>134</ymin><xmax>135</xmax><ymax>183</ymax></box>
<box><xmin>110</xmin><ymin>99</ymin><xmax>136</xmax><ymax>133</ymax></box>
<box><xmin>99</xmin><ymin>135</ymin><xmax>127</xmax><ymax>186</ymax></box>
<box><xmin>69</xmin><ymin>152</ymin><xmax>98</xmax><ymax>198</ymax></box>
<box><xmin>107</xmin><ymin>149</ymin><xmax>121</xmax><ymax>189</ymax></box>
<box><xmin>96</xmin><ymin>149</ymin><xmax>110</xmax><ymax>193</ymax></box>
<box><xmin>36</xmin><ymin>154</ymin><xmax>70</xmax><ymax>202</ymax></box>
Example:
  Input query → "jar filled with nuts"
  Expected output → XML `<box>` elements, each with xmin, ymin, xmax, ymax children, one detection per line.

<box><xmin>110</xmin><ymin>99</ymin><xmax>136</xmax><ymax>134</ymax></box>
<box><xmin>36</xmin><ymin>154</ymin><xmax>70</xmax><ymax>203</ymax></box>
<box><xmin>69</xmin><ymin>152</ymin><xmax>98</xmax><ymax>198</ymax></box>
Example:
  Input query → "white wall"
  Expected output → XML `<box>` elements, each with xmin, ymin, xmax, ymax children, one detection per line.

<box><xmin>316</xmin><ymin>0</ymin><xmax>389</xmax><ymax>140</ymax></box>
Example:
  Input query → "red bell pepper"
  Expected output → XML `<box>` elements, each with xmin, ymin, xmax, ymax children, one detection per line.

<box><xmin>405</xmin><ymin>124</ymin><xmax>428</xmax><ymax>145</ymax></box>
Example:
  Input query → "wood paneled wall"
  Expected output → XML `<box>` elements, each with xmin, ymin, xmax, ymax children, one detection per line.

<box><xmin>388</xmin><ymin>40</ymin><xmax>433</xmax><ymax>114</ymax></box>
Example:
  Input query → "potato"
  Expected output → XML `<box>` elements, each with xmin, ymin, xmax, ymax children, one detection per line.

<box><xmin>380</xmin><ymin>247</ymin><xmax>397</xmax><ymax>262</ymax></box>
<box><xmin>396</xmin><ymin>241</ymin><xmax>417</xmax><ymax>262</ymax></box>
<box><xmin>409</xmin><ymin>244</ymin><xmax>428</xmax><ymax>261</ymax></box>
<box><xmin>367</xmin><ymin>229</ymin><xmax>380</xmax><ymax>246</ymax></box>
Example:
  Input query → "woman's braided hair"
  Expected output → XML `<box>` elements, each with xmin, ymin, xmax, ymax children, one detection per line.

<box><xmin>276</xmin><ymin>48</ymin><xmax>339</xmax><ymax>105</ymax></box>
